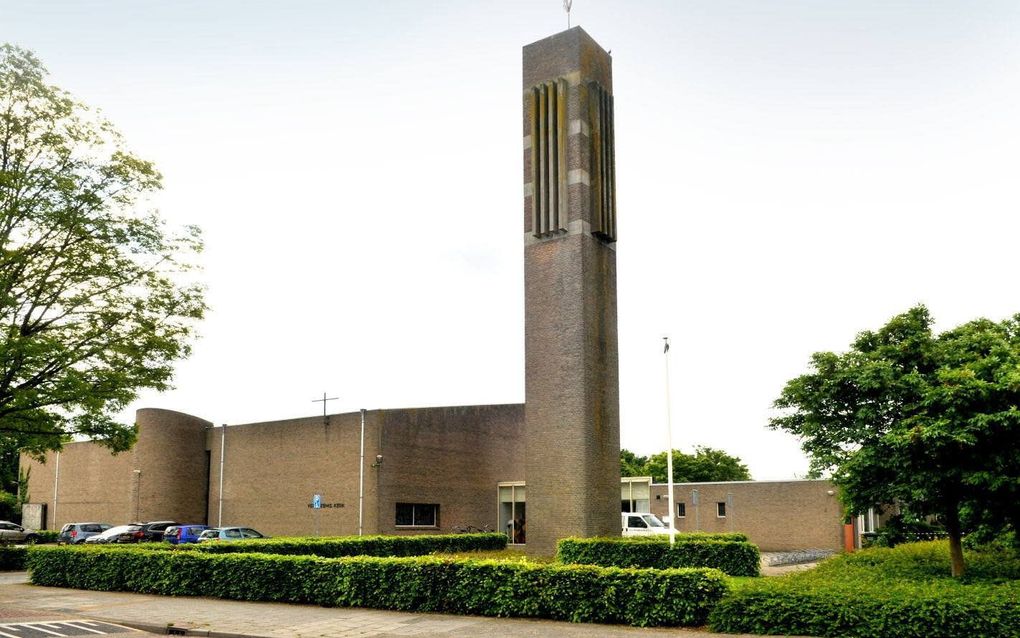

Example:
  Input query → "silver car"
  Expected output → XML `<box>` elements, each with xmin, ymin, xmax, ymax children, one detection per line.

<box><xmin>196</xmin><ymin>527</ymin><xmax>267</xmax><ymax>542</ymax></box>
<box><xmin>0</xmin><ymin>521</ymin><xmax>40</xmax><ymax>544</ymax></box>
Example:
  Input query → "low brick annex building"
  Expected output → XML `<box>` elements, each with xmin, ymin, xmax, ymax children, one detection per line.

<box><xmin>22</xmin><ymin>405</ymin><xmax>848</xmax><ymax>552</ymax></box>
<box><xmin>21</xmin><ymin>27</ymin><xmax>850</xmax><ymax>554</ymax></box>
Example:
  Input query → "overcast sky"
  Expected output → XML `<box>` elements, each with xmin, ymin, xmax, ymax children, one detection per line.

<box><xmin>4</xmin><ymin>1</ymin><xmax>1019</xmax><ymax>479</ymax></box>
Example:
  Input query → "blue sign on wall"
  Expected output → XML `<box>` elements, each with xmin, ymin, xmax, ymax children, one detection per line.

<box><xmin>312</xmin><ymin>494</ymin><xmax>322</xmax><ymax>509</ymax></box>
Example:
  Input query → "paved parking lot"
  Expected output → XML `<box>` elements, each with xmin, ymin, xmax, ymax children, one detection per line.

<box><xmin>0</xmin><ymin>620</ymin><xmax>137</xmax><ymax>637</ymax></box>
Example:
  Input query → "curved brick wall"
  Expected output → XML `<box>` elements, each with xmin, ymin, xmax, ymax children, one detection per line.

<box><xmin>133</xmin><ymin>408</ymin><xmax>212</xmax><ymax>524</ymax></box>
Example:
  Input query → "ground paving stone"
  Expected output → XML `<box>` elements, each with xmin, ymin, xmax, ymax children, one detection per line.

<box><xmin>0</xmin><ymin>574</ymin><xmax>774</xmax><ymax>637</ymax></box>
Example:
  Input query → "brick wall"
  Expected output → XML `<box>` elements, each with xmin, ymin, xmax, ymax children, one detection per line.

<box><xmin>20</xmin><ymin>408</ymin><xmax>211</xmax><ymax>530</ymax></box>
<box><xmin>375</xmin><ymin>404</ymin><xmax>524</xmax><ymax>535</ymax></box>
<box><xmin>649</xmin><ymin>480</ymin><xmax>844</xmax><ymax>552</ymax></box>
<box><xmin>206</xmin><ymin>410</ymin><xmax>379</xmax><ymax>537</ymax></box>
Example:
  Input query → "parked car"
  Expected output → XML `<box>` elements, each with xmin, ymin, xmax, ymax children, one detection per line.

<box><xmin>58</xmin><ymin>522</ymin><xmax>112</xmax><ymax>545</ymax></box>
<box><xmin>85</xmin><ymin>524</ymin><xmax>144</xmax><ymax>544</ymax></box>
<box><xmin>197</xmin><ymin>527</ymin><xmax>267</xmax><ymax>542</ymax></box>
<box><xmin>133</xmin><ymin>520</ymin><xmax>178</xmax><ymax>542</ymax></box>
<box><xmin>163</xmin><ymin>524</ymin><xmax>209</xmax><ymax>545</ymax></box>
<box><xmin>0</xmin><ymin>521</ymin><xmax>39</xmax><ymax>544</ymax></box>
<box><xmin>621</xmin><ymin>512</ymin><xmax>671</xmax><ymax>537</ymax></box>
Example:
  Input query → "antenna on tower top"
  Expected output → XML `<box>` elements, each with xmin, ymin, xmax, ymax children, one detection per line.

<box><xmin>564</xmin><ymin>0</ymin><xmax>572</xmax><ymax>28</ymax></box>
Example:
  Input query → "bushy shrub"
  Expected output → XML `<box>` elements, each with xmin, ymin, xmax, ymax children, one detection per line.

<box><xmin>861</xmin><ymin>514</ymin><xmax>946</xmax><ymax>548</ymax></box>
<box><xmin>190</xmin><ymin>533</ymin><xmax>506</xmax><ymax>557</ymax></box>
<box><xmin>34</xmin><ymin>530</ymin><xmax>59</xmax><ymax>544</ymax></box>
<box><xmin>0</xmin><ymin>545</ymin><xmax>26</xmax><ymax>570</ymax></box>
<box><xmin>558</xmin><ymin>537</ymin><xmax>760</xmax><ymax>576</ymax></box>
<box><xmin>709</xmin><ymin>541</ymin><xmax>1020</xmax><ymax>638</ymax></box>
<box><xmin>0</xmin><ymin>491</ymin><xmax>18</xmax><ymax>521</ymax></box>
<box><xmin>27</xmin><ymin>546</ymin><xmax>728</xmax><ymax>627</ymax></box>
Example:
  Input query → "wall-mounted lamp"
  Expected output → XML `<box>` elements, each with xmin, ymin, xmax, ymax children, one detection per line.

<box><xmin>826</xmin><ymin>490</ymin><xmax>835</xmax><ymax>496</ymax></box>
<box><xmin>371</xmin><ymin>455</ymin><xmax>383</xmax><ymax>468</ymax></box>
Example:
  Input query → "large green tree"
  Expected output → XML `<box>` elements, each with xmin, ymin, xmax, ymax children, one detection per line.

<box><xmin>0</xmin><ymin>44</ymin><xmax>205</xmax><ymax>461</ymax></box>
<box><xmin>772</xmin><ymin>305</ymin><xmax>1020</xmax><ymax>576</ymax></box>
<box><xmin>621</xmin><ymin>447</ymin><xmax>751</xmax><ymax>483</ymax></box>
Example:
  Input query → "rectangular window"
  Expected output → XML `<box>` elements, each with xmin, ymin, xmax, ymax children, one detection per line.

<box><xmin>395</xmin><ymin>503</ymin><xmax>439</xmax><ymax>527</ymax></box>
<box><xmin>677</xmin><ymin>502</ymin><xmax>686</xmax><ymax>518</ymax></box>
<box><xmin>717</xmin><ymin>502</ymin><xmax>726</xmax><ymax>518</ymax></box>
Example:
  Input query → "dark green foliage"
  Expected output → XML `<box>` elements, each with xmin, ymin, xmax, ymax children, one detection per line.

<box><xmin>621</xmin><ymin>447</ymin><xmax>751</xmax><ymax>483</ymax></box>
<box><xmin>709</xmin><ymin>541</ymin><xmax>1020</xmax><ymax>637</ymax></box>
<box><xmin>557</xmin><ymin>536</ymin><xmax>760</xmax><ymax>577</ymax></box>
<box><xmin>0</xmin><ymin>545</ymin><xmax>26</xmax><ymax>570</ymax></box>
<box><xmin>862</xmin><ymin>514</ymin><xmax>946</xmax><ymax>548</ymax></box>
<box><xmin>772</xmin><ymin>305</ymin><xmax>1020</xmax><ymax>576</ymax></box>
<box><xmin>27</xmin><ymin>545</ymin><xmax>728</xmax><ymax>627</ymax></box>
<box><xmin>34</xmin><ymin>530</ymin><xmax>58</xmax><ymax>543</ymax></box>
<box><xmin>0</xmin><ymin>490</ymin><xmax>16</xmax><ymax>520</ymax></box>
<box><xmin>190</xmin><ymin>533</ymin><xmax>507</xmax><ymax>557</ymax></box>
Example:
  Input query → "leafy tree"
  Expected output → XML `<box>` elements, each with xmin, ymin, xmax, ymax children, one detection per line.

<box><xmin>621</xmin><ymin>447</ymin><xmax>751</xmax><ymax>483</ymax></box>
<box><xmin>771</xmin><ymin>305</ymin><xmax>1020</xmax><ymax>576</ymax></box>
<box><xmin>620</xmin><ymin>448</ymin><xmax>648</xmax><ymax>477</ymax></box>
<box><xmin>0</xmin><ymin>44</ymin><xmax>205</xmax><ymax>460</ymax></box>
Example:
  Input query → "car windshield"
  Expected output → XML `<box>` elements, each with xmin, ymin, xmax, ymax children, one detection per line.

<box><xmin>101</xmin><ymin>525</ymin><xmax>135</xmax><ymax>536</ymax></box>
<box><xmin>198</xmin><ymin>530</ymin><xmax>218</xmax><ymax>539</ymax></box>
<box><xmin>641</xmin><ymin>514</ymin><xmax>665</xmax><ymax>528</ymax></box>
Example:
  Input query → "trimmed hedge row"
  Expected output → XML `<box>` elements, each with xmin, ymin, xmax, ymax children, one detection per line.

<box><xmin>709</xmin><ymin>541</ymin><xmax>1020</xmax><ymax>638</ymax></box>
<box><xmin>0</xmin><ymin>545</ymin><xmax>27</xmax><ymax>570</ymax></box>
<box><xmin>188</xmin><ymin>533</ymin><xmax>507</xmax><ymax>557</ymax></box>
<box><xmin>558</xmin><ymin>537</ymin><xmax>760</xmax><ymax>576</ymax></box>
<box><xmin>27</xmin><ymin>546</ymin><xmax>728</xmax><ymax>627</ymax></box>
<box><xmin>710</xmin><ymin>579</ymin><xmax>1020</xmax><ymax>637</ymax></box>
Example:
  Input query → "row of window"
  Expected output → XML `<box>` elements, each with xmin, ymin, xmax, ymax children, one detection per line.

<box><xmin>675</xmin><ymin>502</ymin><xmax>727</xmax><ymax>518</ymax></box>
<box><xmin>397</xmin><ymin>501</ymin><xmax>730</xmax><ymax>529</ymax></box>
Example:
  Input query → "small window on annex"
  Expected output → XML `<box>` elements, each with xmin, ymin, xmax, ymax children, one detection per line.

<box><xmin>395</xmin><ymin>503</ymin><xmax>439</xmax><ymax>527</ymax></box>
<box><xmin>677</xmin><ymin>502</ymin><xmax>686</xmax><ymax>518</ymax></box>
<box><xmin>716</xmin><ymin>502</ymin><xmax>726</xmax><ymax>518</ymax></box>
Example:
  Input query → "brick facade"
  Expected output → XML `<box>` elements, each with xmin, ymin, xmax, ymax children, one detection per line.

<box><xmin>650</xmin><ymin>480</ymin><xmax>845</xmax><ymax>552</ymax></box>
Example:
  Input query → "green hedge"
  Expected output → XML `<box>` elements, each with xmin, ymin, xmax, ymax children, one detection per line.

<box><xmin>188</xmin><ymin>533</ymin><xmax>507</xmax><ymax>557</ymax></box>
<box><xmin>558</xmin><ymin>537</ymin><xmax>760</xmax><ymax>576</ymax></box>
<box><xmin>709</xmin><ymin>542</ymin><xmax>1020</xmax><ymax>638</ymax></box>
<box><xmin>35</xmin><ymin>530</ymin><xmax>59</xmax><ymax>544</ymax></box>
<box><xmin>27</xmin><ymin>546</ymin><xmax>728</xmax><ymax>627</ymax></box>
<box><xmin>0</xmin><ymin>545</ymin><xmax>27</xmax><ymax>570</ymax></box>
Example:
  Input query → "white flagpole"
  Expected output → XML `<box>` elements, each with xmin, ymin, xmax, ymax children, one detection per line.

<box><xmin>663</xmin><ymin>337</ymin><xmax>676</xmax><ymax>546</ymax></box>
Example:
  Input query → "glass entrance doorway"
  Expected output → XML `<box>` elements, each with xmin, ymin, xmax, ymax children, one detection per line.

<box><xmin>498</xmin><ymin>482</ymin><xmax>526</xmax><ymax>545</ymax></box>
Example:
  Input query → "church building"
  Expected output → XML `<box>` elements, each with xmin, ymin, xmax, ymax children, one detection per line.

<box><xmin>22</xmin><ymin>28</ymin><xmax>849</xmax><ymax>555</ymax></box>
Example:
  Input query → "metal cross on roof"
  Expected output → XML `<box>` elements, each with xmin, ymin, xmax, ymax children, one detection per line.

<box><xmin>312</xmin><ymin>392</ymin><xmax>338</xmax><ymax>419</ymax></box>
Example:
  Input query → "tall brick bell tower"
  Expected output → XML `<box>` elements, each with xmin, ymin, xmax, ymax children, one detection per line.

<box><xmin>523</xmin><ymin>27</ymin><xmax>621</xmax><ymax>556</ymax></box>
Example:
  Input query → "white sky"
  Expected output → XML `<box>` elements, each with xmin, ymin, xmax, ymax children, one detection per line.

<box><xmin>4</xmin><ymin>1</ymin><xmax>1019</xmax><ymax>479</ymax></box>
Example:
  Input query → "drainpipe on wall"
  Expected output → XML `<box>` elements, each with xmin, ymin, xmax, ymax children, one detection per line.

<box><xmin>218</xmin><ymin>424</ymin><xmax>226</xmax><ymax>527</ymax></box>
<box><xmin>52</xmin><ymin>451</ymin><xmax>60</xmax><ymax>530</ymax></box>
<box><xmin>358</xmin><ymin>409</ymin><xmax>366</xmax><ymax>536</ymax></box>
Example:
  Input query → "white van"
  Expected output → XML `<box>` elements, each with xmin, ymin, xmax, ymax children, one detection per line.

<box><xmin>621</xmin><ymin>512</ymin><xmax>671</xmax><ymax>536</ymax></box>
